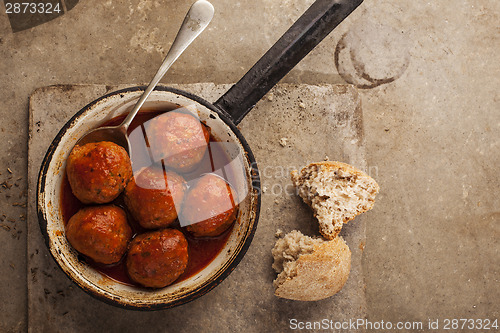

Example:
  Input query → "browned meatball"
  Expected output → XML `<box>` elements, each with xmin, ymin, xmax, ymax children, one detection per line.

<box><xmin>66</xmin><ymin>141</ymin><xmax>132</xmax><ymax>204</ymax></box>
<box><xmin>124</xmin><ymin>165</ymin><xmax>185</xmax><ymax>229</ymax></box>
<box><xmin>65</xmin><ymin>205</ymin><xmax>133</xmax><ymax>265</ymax></box>
<box><xmin>182</xmin><ymin>174</ymin><xmax>238</xmax><ymax>237</ymax></box>
<box><xmin>146</xmin><ymin>111</ymin><xmax>210</xmax><ymax>173</ymax></box>
<box><xmin>126</xmin><ymin>229</ymin><xmax>188</xmax><ymax>288</ymax></box>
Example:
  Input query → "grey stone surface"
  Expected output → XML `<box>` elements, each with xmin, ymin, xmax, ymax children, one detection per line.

<box><xmin>27</xmin><ymin>83</ymin><xmax>366</xmax><ymax>332</ymax></box>
<box><xmin>352</xmin><ymin>2</ymin><xmax>500</xmax><ymax>325</ymax></box>
<box><xmin>1</xmin><ymin>0</ymin><xmax>499</xmax><ymax>331</ymax></box>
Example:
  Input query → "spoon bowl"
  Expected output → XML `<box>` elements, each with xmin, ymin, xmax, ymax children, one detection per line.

<box><xmin>75</xmin><ymin>125</ymin><xmax>129</xmax><ymax>149</ymax></box>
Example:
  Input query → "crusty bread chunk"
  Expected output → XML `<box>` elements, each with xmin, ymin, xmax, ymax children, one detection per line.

<box><xmin>291</xmin><ymin>161</ymin><xmax>379</xmax><ymax>239</ymax></box>
<box><xmin>272</xmin><ymin>230</ymin><xmax>351</xmax><ymax>301</ymax></box>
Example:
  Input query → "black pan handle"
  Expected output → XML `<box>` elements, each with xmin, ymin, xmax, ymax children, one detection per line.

<box><xmin>214</xmin><ymin>0</ymin><xmax>363</xmax><ymax>125</ymax></box>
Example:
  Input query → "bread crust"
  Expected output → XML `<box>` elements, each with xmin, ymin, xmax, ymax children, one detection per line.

<box><xmin>274</xmin><ymin>237</ymin><xmax>351</xmax><ymax>301</ymax></box>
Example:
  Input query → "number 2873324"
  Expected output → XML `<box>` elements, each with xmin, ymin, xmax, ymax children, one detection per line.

<box><xmin>5</xmin><ymin>2</ymin><xmax>62</xmax><ymax>14</ymax></box>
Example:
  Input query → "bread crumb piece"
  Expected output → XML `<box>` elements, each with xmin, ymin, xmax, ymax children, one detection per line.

<box><xmin>299</xmin><ymin>102</ymin><xmax>306</xmax><ymax>109</ymax></box>
<box><xmin>275</xmin><ymin>229</ymin><xmax>283</xmax><ymax>238</ymax></box>
<box><xmin>279</xmin><ymin>138</ymin><xmax>288</xmax><ymax>147</ymax></box>
<box><xmin>267</xmin><ymin>93</ymin><xmax>274</xmax><ymax>101</ymax></box>
<box><xmin>324</xmin><ymin>155</ymin><xmax>329</xmax><ymax>161</ymax></box>
<box><xmin>262</xmin><ymin>186</ymin><xmax>267</xmax><ymax>193</ymax></box>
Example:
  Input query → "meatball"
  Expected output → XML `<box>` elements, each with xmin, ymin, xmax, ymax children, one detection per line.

<box><xmin>181</xmin><ymin>174</ymin><xmax>238</xmax><ymax>237</ymax></box>
<box><xmin>65</xmin><ymin>205</ymin><xmax>132</xmax><ymax>265</ymax></box>
<box><xmin>126</xmin><ymin>229</ymin><xmax>188</xmax><ymax>288</ymax></box>
<box><xmin>66</xmin><ymin>141</ymin><xmax>132</xmax><ymax>204</ymax></box>
<box><xmin>146</xmin><ymin>111</ymin><xmax>210</xmax><ymax>173</ymax></box>
<box><xmin>124</xmin><ymin>165</ymin><xmax>185</xmax><ymax>229</ymax></box>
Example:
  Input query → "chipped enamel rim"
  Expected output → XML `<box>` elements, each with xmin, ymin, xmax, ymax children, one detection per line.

<box><xmin>37</xmin><ymin>86</ymin><xmax>261</xmax><ymax>310</ymax></box>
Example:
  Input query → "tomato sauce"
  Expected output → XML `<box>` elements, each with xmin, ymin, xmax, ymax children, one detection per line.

<box><xmin>60</xmin><ymin>106</ymin><xmax>235</xmax><ymax>287</ymax></box>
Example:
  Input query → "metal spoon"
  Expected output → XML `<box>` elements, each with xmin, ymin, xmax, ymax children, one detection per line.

<box><xmin>75</xmin><ymin>0</ymin><xmax>215</xmax><ymax>152</ymax></box>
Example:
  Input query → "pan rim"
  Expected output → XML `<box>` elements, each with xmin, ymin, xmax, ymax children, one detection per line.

<box><xmin>36</xmin><ymin>85</ymin><xmax>261</xmax><ymax>310</ymax></box>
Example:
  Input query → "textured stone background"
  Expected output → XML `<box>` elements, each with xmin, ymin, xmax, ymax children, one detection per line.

<box><xmin>0</xmin><ymin>0</ymin><xmax>498</xmax><ymax>332</ymax></box>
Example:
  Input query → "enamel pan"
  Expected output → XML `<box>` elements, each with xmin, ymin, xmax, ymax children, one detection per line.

<box><xmin>37</xmin><ymin>0</ymin><xmax>363</xmax><ymax>310</ymax></box>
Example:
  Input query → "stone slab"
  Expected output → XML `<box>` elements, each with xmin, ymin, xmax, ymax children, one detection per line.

<box><xmin>28</xmin><ymin>83</ymin><xmax>366</xmax><ymax>332</ymax></box>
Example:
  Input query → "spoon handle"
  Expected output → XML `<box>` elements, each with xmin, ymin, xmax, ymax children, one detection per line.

<box><xmin>120</xmin><ymin>0</ymin><xmax>215</xmax><ymax>131</ymax></box>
